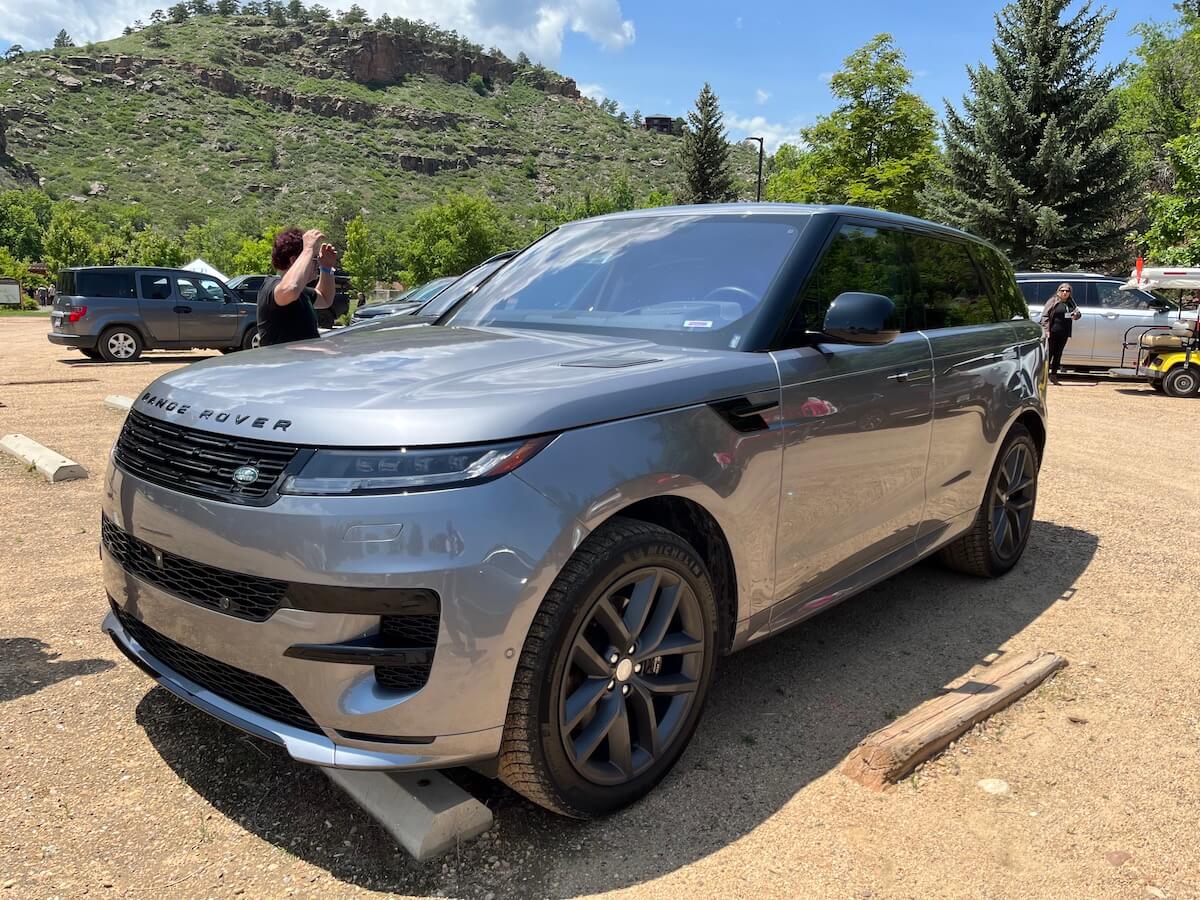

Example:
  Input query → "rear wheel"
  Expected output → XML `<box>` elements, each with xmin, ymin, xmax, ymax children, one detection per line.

<box><xmin>499</xmin><ymin>518</ymin><xmax>717</xmax><ymax>818</ymax></box>
<box><xmin>243</xmin><ymin>327</ymin><xmax>260</xmax><ymax>350</ymax></box>
<box><xmin>939</xmin><ymin>425</ymin><xmax>1039</xmax><ymax>578</ymax></box>
<box><xmin>98</xmin><ymin>327</ymin><xmax>143</xmax><ymax>362</ymax></box>
<box><xmin>1163</xmin><ymin>365</ymin><xmax>1200</xmax><ymax>398</ymax></box>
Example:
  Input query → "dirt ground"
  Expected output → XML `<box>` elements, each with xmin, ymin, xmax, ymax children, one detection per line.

<box><xmin>1</xmin><ymin>316</ymin><xmax>1198</xmax><ymax>899</ymax></box>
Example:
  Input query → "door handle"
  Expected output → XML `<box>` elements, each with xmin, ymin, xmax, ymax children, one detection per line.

<box><xmin>1102</xmin><ymin>313</ymin><xmax>1120</xmax><ymax>319</ymax></box>
<box><xmin>886</xmin><ymin>369</ymin><xmax>930</xmax><ymax>383</ymax></box>
<box><xmin>173</xmin><ymin>305</ymin><xmax>192</xmax><ymax>314</ymax></box>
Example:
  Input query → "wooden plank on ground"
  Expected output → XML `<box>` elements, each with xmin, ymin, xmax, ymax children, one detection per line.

<box><xmin>841</xmin><ymin>649</ymin><xmax>1067</xmax><ymax>790</ymax></box>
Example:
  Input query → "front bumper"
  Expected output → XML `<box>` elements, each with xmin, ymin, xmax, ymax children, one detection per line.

<box><xmin>48</xmin><ymin>331</ymin><xmax>97</xmax><ymax>349</ymax></box>
<box><xmin>102</xmin><ymin>459</ymin><xmax>585</xmax><ymax>770</ymax></box>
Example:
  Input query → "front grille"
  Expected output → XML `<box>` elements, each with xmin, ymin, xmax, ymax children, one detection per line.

<box><xmin>102</xmin><ymin>515</ymin><xmax>286</xmax><ymax>622</ymax></box>
<box><xmin>376</xmin><ymin>609</ymin><xmax>440</xmax><ymax>692</ymax></box>
<box><xmin>114</xmin><ymin>409</ymin><xmax>301</xmax><ymax>504</ymax></box>
<box><xmin>113</xmin><ymin>602</ymin><xmax>321</xmax><ymax>734</ymax></box>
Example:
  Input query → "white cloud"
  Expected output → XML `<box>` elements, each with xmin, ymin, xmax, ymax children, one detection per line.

<box><xmin>726</xmin><ymin>112</ymin><xmax>804</xmax><ymax>154</ymax></box>
<box><xmin>578</xmin><ymin>82</ymin><xmax>607</xmax><ymax>103</ymax></box>
<box><xmin>754</xmin><ymin>88</ymin><xmax>770</xmax><ymax>105</ymax></box>
<box><xmin>0</xmin><ymin>0</ymin><xmax>635</xmax><ymax>63</ymax></box>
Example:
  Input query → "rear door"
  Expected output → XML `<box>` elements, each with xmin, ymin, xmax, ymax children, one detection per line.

<box><xmin>1022</xmin><ymin>279</ymin><xmax>1096</xmax><ymax>363</ymax></box>
<box><xmin>137</xmin><ymin>272</ymin><xmax>179</xmax><ymax>343</ymax></box>
<box><xmin>912</xmin><ymin>235</ymin><xmax>1024</xmax><ymax>533</ymax></box>
<box><xmin>175</xmin><ymin>274</ymin><xmax>238</xmax><ymax>345</ymax></box>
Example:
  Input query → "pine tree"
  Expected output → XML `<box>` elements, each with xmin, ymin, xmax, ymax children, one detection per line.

<box><xmin>926</xmin><ymin>0</ymin><xmax>1137</xmax><ymax>269</ymax></box>
<box><xmin>681</xmin><ymin>83</ymin><xmax>734</xmax><ymax>203</ymax></box>
<box><xmin>632</xmin><ymin>109</ymin><xmax>643</xmax><ymax>127</ymax></box>
<box><xmin>53</xmin><ymin>29</ymin><xmax>74</xmax><ymax>48</ymax></box>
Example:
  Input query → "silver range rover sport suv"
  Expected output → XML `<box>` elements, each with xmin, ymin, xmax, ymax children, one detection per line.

<box><xmin>102</xmin><ymin>204</ymin><xmax>1047</xmax><ymax>817</ymax></box>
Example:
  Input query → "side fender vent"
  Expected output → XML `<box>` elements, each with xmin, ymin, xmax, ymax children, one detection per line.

<box><xmin>709</xmin><ymin>397</ymin><xmax>778</xmax><ymax>433</ymax></box>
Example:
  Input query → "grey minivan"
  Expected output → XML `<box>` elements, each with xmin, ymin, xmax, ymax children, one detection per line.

<box><xmin>49</xmin><ymin>266</ymin><xmax>259</xmax><ymax>361</ymax></box>
<box><xmin>101</xmin><ymin>205</ymin><xmax>1047</xmax><ymax>817</ymax></box>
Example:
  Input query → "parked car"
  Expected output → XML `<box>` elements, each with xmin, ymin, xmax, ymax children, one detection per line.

<box><xmin>225</xmin><ymin>274</ymin><xmax>269</xmax><ymax>304</ymax></box>
<box><xmin>1017</xmin><ymin>271</ymin><xmax>1196</xmax><ymax>369</ymax></box>
<box><xmin>339</xmin><ymin>252</ymin><xmax>517</xmax><ymax>334</ymax></box>
<box><xmin>351</xmin><ymin>276</ymin><xmax>456</xmax><ymax>321</ymax></box>
<box><xmin>49</xmin><ymin>266</ymin><xmax>258</xmax><ymax>362</ymax></box>
<box><xmin>101</xmin><ymin>205</ymin><xmax>1045</xmax><ymax>818</ymax></box>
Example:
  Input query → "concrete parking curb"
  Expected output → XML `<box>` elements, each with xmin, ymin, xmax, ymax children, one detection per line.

<box><xmin>104</xmin><ymin>394</ymin><xmax>133</xmax><ymax>411</ymax></box>
<box><xmin>0</xmin><ymin>433</ymin><xmax>88</xmax><ymax>482</ymax></box>
<box><xmin>322</xmin><ymin>768</ymin><xmax>493</xmax><ymax>861</ymax></box>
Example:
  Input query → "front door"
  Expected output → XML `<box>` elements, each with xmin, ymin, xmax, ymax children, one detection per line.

<box><xmin>1091</xmin><ymin>279</ymin><xmax>1174</xmax><ymax>365</ymax></box>
<box><xmin>174</xmin><ymin>275</ymin><xmax>238</xmax><ymax>345</ymax></box>
<box><xmin>769</xmin><ymin>221</ymin><xmax>933</xmax><ymax>629</ymax></box>
<box><xmin>137</xmin><ymin>273</ymin><xmax>178</xmax><ymax>343</ymax></box>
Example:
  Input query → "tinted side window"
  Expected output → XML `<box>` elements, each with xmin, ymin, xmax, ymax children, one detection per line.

<box><xmin>976</xmin><ymin>253</ymin><xmax>1031</xmax><ymax>320</ymax></box>
<box><xmin>1018</xmin><ymin>281</ymin><xmax>1045</xmax><ymax>305</ymax></box>
<box><xmin>77</xmin><ymin>270</ymin><xmax>136</xmax><ymax>299</ymax></box>
<box><xmin>793</xmin><ymin>223</ymin><xmax>913</xmax><ymax>334</ymax></box>
<box><xmin>908</xmin><ymin>235</ymin><xmax>994</xmax><ymax>328</ymax></box>
<box><xmin>57</xmin><ymin>271</ymin><xmax>76</xmax><ymax>296</ymax></box>
<box><xmin>140</xmin><ymin>275</ymin><xmax>172</xmax><ymax>300</ymax></box>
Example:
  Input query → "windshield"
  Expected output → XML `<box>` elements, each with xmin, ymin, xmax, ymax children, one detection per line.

<box><xmin>422</xmin><ymin>256</ymin><xmax>511</xmax><ymax>317</ymax></box>
<box><xmin>445</xmin><ymin>213</ymin><xmax>809</xmax><ymax>349</ymax></box>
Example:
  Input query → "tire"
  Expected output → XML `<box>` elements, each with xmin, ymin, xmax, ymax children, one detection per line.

<box><xmin>97</xmin><ymin>326</ymin><xmax>143</xmax><ymax>362</ymax></box>
<box><xmin>938</xmin><ymin>424</ymin><xmax>1039</xmax><ymax>578</ymax></box>
<box><xmin>499</xmin><ymin>518</ymin><xmax>718</xmax><ymax>818</ymax></box>
<box><xmin>1163</xmin><ymin>365</ymin><xmax>1200</xmax><ymax>398</ymax></box>
<box><xmin>1151</xmin><ymin>379</ymin><xmax>1166</xmax><ymax>394</ymax></box>
<box><xmin>243</xmin><ymin>327</ymin><xmax>260</xmax><ymax>350</ymax></box>
<box><xmin>79</xmin><ymin>348</ymin><xmax>101</xmax><ymax>360</ymax></box>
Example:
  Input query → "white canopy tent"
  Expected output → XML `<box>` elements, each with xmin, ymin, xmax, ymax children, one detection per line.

<box><xmin>1121</xmin><ymin>266</ymin><xmax>1200</xmax><ymax>292</ymax></box>
<box><xmin>183</xmin><ymin>257</ymin><xmax>230</xmax><ymax>282</ymax></box>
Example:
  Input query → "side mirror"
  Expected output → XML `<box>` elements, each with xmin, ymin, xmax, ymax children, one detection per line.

<box><xmin>822</xmin><ymin>292</ymin><xmax>900</xmax><ymax>345</ymax></box>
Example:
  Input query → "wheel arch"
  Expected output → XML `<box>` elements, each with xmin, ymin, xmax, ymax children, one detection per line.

<box><xmin>1015</xmin><ymin>409</ymin><xmax>1046</xmax><ymax>462</ymax></box>
<box><xmin>600</xmin><ymin>496</ymin><xmax>738</xmax><ymax>655</ymax></box>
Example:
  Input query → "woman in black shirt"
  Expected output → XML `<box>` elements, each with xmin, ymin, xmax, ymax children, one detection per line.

<box><xmin>1039</xmin><ymin>282</ymin><xmax>1081</xmax><ymax>385</ymax></box>
<box><xmin>256</xmin><ymin>227</ymin><xmax>338</xmax><ymax>346</ymax></box>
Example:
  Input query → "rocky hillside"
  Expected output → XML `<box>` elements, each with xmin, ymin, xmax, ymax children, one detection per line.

<box><xmin>0</xmin><ymin>16</ymin><xmax>752</xmax><ymax>229</ymax></box>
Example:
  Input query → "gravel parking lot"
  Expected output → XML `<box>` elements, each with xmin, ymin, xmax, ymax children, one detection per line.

<box><xmin>2</xmin><ymin>317</ymin><xmax>1198</xmax><ymax>899</ymax></box>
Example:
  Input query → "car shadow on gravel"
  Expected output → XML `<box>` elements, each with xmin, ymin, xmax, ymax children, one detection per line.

<box><xmin>0</xmin><ymin>638</ymin><xmax>115</xmax><ymax>702</ymax></box>
<box><xmin>58</xmin><ymin>355</ymin><xmax>215</xmax><ymax>367</ymax></box>
<box><xmin>135</xmin><ymin>519</ymin><xmax>1097</xmax><ymax>897</ymax></box>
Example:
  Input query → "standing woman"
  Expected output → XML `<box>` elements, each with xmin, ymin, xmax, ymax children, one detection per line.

<box><xmin>1040</xmin><ymin>282</ymin><xmax>1081</xmax><ymax>384</ymax></box>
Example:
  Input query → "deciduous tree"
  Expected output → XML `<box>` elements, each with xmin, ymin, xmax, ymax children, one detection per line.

<box><xmin>766</xmin><ymin>34</ymin><xmax>936</xmax><ymax>216</ymax></box>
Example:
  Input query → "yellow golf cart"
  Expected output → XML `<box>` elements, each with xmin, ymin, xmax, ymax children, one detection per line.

<box><xmin>1113</xmin><ymin>267</ymin><xmax>1200</xmax><ymax>397</ymax></box>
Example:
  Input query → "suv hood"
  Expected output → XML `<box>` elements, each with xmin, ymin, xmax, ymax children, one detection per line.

<box><xmin>134</xmin><ymin>324</ymin><xmax>778</xmax><ymax>445</ymax></box>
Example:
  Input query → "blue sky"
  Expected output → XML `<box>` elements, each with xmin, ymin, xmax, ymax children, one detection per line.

<box><xmin>0</xmin><ymin>0</ymin><xmax>1180</xmax><ymax>151</ymax></box>
<box><xmin>562</xmin><ymin>0</ymin><xmax>1178</xmax><ymax>150</ymax></box>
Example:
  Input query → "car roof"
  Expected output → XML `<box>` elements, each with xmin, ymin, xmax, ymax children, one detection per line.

<box><xmin>64</xmin><ymin>265</ymin><xmax>221</xmax><ymax>276</ymax></box>
<box><xmin>578</xmin><ymin>202</ymin><xmax>986</xmax><ymax>244</ymax></box>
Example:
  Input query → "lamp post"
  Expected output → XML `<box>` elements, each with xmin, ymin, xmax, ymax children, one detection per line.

<box><xmin>745</xmin><ymin>136</ymin><xmax>764</xmax><ymax>202</ymax></box>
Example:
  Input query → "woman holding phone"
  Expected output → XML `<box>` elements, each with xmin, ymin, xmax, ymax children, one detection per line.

<box><xmin>1040</xmin><ymin>282</ymin><xmax>1081</xmax><ymax>384</ymax></box>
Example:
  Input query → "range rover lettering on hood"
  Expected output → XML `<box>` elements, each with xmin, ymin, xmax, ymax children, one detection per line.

<box><xmin>139</xmin><ymin>392</ymin><xmax>293</xmax><ymax>432</ymax></box>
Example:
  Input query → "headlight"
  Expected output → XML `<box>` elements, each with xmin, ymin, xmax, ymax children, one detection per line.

<box><xmin>279</xmin><ymin>436</ymin><xmax>553</xmax><ymax>496</ymax></box>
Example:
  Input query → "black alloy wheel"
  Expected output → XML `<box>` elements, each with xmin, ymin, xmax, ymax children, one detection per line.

<box><xmin>990</xmin><ymin>441</ymin><xmax>1037</xmax><ymax>563</ymax></box>
<box><xmin>938</xmin><ymin>424</ymin><xmax>1039</xmax><ymax>578</ymax></box>
<box><xmin>558</xmin><ymin>566</ymin><xmax>706</xmax><ymax>786</ymax></box>
<box><xmin>499</xmin><ymin>518</ymin><xmax>717</xmax><ymax>818</ymax></box>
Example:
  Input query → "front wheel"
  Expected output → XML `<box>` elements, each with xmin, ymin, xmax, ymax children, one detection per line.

<box><xmin>499</xmin><ymin>518</ymin><xmax>717</xmax><ymax>818</ymax></box>
<box><xmin>1163</xmin><ymin>366</ymin><xmax>1200</xmax><ymax>398</ymax></box>
<box><xmin>938</xmin><ymin>424</ymin><xmax>1039</xmax><ymax>578</ymax></box>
